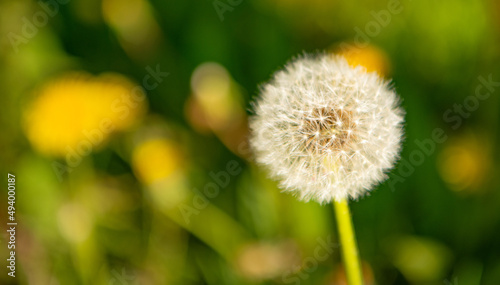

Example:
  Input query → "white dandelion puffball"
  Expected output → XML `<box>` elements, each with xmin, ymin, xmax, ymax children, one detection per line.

<box><xmin>250</xmin><ymin>54</ymin><xmax>404</xmax><ymax>203</ymax></box>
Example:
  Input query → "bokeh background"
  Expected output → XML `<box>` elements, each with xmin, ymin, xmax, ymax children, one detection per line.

<box><xmin>1</xmin><ymin>0</ymin><xmax>500</xmax><ymax>284</ymax></box>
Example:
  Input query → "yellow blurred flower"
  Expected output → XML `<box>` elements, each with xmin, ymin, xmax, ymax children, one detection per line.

<box><xmin>132</xmin><ymin>138</ymin><xmax>183</xmax><ymax>185</ymax></box>
<box><xmin>385</xmin><ymin>235</ymin><xmax>452</xmax><ymax>283</ymax></box>
<box><xmin>23</xmin><ymin>72</ymin><xmax>147</xmax><ymax>157</ymax></box>
<box><xmin>438</xmin><ymin>133</ymin><xmax>492</xmax><ymax>193</ymax></box>
<box><xmin>334</xmin><ymin>43</ymin><xmax>391</xmax><ymax>77</ymax></box>
<box><xmin>131</xmin><ymin>134</ymin><xmax>188</xmax><ymax>209</ymax></box>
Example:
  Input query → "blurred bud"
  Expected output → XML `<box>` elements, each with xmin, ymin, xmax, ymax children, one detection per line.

<box><xmin>184</xmin><ymin>96</ymin><xmax>212</xmax><ymax>134</ymax></box>
<box><xmin>437</xmin><ymin>133</ymin><xmax>492</xmax><ymax>193</ymax></box>
<box><xmin>186</xmin><ymin>62</ymin><xmax>249</xmax><ymax>158</ymax></box>
<box><xmin>57</xmin><ymin>202</ymin><xmax>93</xmax><ymax>243</ymax></box>
<box><xmin>189</xmin><ymin>62</ymin><xmax>241</xmax><ymax>131</ymax></box>
<box><xmin>23</xmin><ymin>72</ymin><xmax>147</xmax><ymax>157</ymax></box>
<box><xmin>333</xmin><ymin>43</ymin><xmax>391</xmax><ymax>77</ymax></box>
<box><xmin>73</xmin><ymin>0</ymin><xmax>102</xmax><ymax>24</ymax></box>
<box><xmin>385</xmin><ymin>235</ymin><xmax>453</xmax><ymax>283</ymax></box>
<box><xmin>130</xmin><ymin>121</ymin><xmax>189</xmax><ymax>209</ymax></box>
<box><xmin>236</xmin><ymin>240</ymin><xmax>300</xmax><ymax>280</ymax></box>
<box><xmin>102</xmin><ymin>0</ymin><xmax>162</xmax><ymax>60</ymax></box>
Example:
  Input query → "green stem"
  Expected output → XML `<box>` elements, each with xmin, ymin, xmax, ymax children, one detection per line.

<box><xmin>334</xmin><ymin>198</ymin><xmax>363</xmax><ymax>285</ymax></box>
<box><xmin>162</xmin><ymin>195</ymin><xmax>251</xmax><ymax>261</ymax></box>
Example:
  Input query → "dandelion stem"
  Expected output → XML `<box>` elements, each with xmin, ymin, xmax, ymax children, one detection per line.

<box><xmin>334</xmin><ymin>198</ymin><xmax>363</xmax><ymax>285</ymax></box>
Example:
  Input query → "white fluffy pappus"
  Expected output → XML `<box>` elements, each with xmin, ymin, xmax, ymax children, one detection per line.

<box><xmin>250</xmin><ymin>54</ymin><xmax>405</xmax><ymax>203</ymax></box>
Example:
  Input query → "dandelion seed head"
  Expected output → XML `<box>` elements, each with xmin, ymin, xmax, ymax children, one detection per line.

<box><xmin>250</xmin><ymin>54</ymin><xmax>405</xmax><ymax>203</ymax></box>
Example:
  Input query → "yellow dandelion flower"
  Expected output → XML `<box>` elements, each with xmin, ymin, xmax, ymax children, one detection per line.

<box><xmin>132</xmin><ymin>138</ymin><xmax>183</xmax><ymax>185</ymax></box>
<box><xmin>335</xmin><ymin>43</ymin><xmax>391</xmax><ymax>77</ymax></box>
<box><xmin>23</xmin><ymin>72</ymin><xmax>147</xmax><ymax>157</ymax></box>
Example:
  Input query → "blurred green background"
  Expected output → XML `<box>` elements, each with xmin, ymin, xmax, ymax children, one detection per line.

<box><xmin>1</xmin><ymin>0</ymin><xmax>500</xmax><ymax>284</ymax></box>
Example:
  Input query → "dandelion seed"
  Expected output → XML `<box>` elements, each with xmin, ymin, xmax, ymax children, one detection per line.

<box><xmin>250</xmin><ymin>54</ymin><xmax>404</xmax><ymax>203</ymax></box>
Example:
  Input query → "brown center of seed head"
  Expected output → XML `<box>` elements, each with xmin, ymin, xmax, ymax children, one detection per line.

<box><xmin>300</xmin><ymin>107</ymin><xmax>356</xmax><ymax>153</ymax></box>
